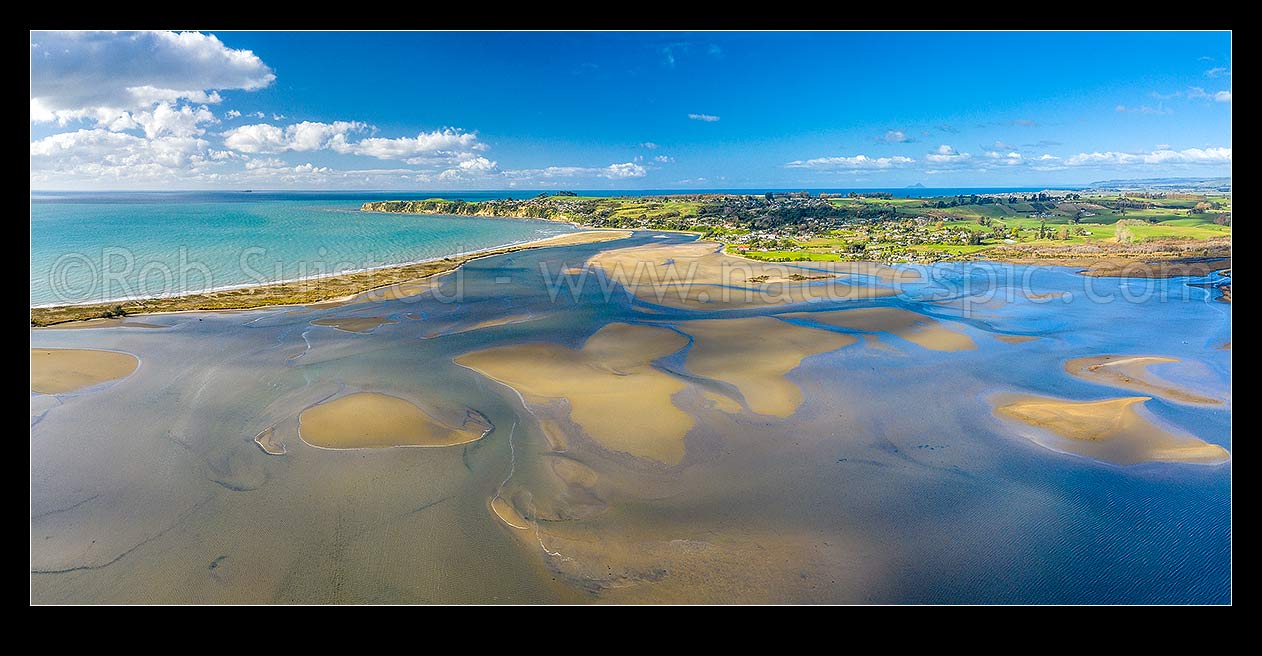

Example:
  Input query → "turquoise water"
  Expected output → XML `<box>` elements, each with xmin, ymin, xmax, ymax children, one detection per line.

<box><xmin>30</xmin><ymin>197</ymin><xmax>577</xmax><ymax>306</ymax></box>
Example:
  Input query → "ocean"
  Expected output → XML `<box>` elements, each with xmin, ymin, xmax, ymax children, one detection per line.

<box><xmin>30</xmin><ymin>193</ymin><xmax>578</xmax><ymax>306</ymax></box>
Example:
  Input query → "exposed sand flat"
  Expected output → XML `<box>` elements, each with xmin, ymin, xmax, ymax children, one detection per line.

<box><xmin>532</xmin><ymin>230</ymin><xmax>633</xmax><ymax>247</ymax></box>
<box><xmin>996</xmin><ymin>334</ymin><xmax>1040</xmax><ymax>344</ymax></box>
<box><xmin>993</xmin><ymin>394</ymin><xmax>1229</xmax><ymax>465</ymax></box>
<box><xmin>30</xmin><ymin>348</ymin><xmax>139</xmax><ymax>394</ymax></box>
<box><xmin>783</xmin><ymin>307</ymin><xmax>977</xmax><ymax>352</ymax></box>
<box><xmin>298</xmin><ymin>392</ymin><xmax>491</xmax><ymax>449</ymax></box>
<box><xmin>701</xmin><ymin>389</ymin><xmax>744</xmax><ymax>414</ymax></box>
<box><xmin>1065</xmin><ymin>355</ymin><xmax>1221</xmax><ymax>405</ymax></box>
<box><xmin>678</xmin><ymin>317</ymin><xmax>858</xmax><ymax>417</ymax></box>
<box><xmin>589</xmin><ymin>241</ymin><xmax>895</xmax><ymax>310</ymax></box>
<box><xmin>803</xmin><ymin>260</ymin><xmax>924</xmax><ymax>284</ymax></box>
<box><xmin>422</xmin><ymin>314</ymin><xmax>534</xmax><ymax>339</ymax></box>
<box><xmin>456</xmin><ymin>323</ymin><xmax>693</xmax><ymax>464</ymax></box>
<box><xmin>310</xmin><ymin>316</ymin><xmax>397</xmax><ymax>333</ymax></box>
<box><xmin>37</xmin><ymin>318</ymin><xmax>167</xmax><ymax>330</ymax></box>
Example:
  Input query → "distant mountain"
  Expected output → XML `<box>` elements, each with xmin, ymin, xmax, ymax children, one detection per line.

<box><xmin>905</xmin><ymin>182</ymin><xmax>926</xmax><ymax>188</ymax></box>
<box><xmin>1085</xmin><ymin>177</ymin><xmax>1231</xmax><ymax>192</ymax></box>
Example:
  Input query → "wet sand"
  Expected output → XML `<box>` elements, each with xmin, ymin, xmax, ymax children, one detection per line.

<box><xmin>1065</xmin><ymin>355</ymin><xmax>1222</xmax><ymax>405</ymax></box>
<box><xmin>678</xmin><ymin>317</ymin><xmax>858</xmax><ymax>417</ymax></box>
<box><xmin>310</xmin><ymin>317</ymin><xmax>398</xmax><ymax>333</ymax></box>
<box><xmin>37</xmin><ymin>318</ymin><xmax>167</xmax><ymax>330</ymax></box>
<box><xmin>422</xmin><ymin>314</ymin><xmax>534</xmax><ymax>339</ymax></box>
<box><xmin>996</xmin><ymin>335</ymin><xmax>1041</xmax><ymax>344</ymax></box>
<box><xmin>993</xmin><ymin>394</ymin><xmax>1229</xmax><ymax>465</ymax></box>
<box><xmin>253</xmin><ymin>426</ymin><xmax>286</xmax><ymax>455</ymax></box>
<box><xmin>783</xmin><ymin>307</ymin><xmax>977</xmax><ymax>352</ymax></box>
<box><xmin>298</xmin><ymin>392</ymin><xmax>492</xmax><ymax>449</ymax></box>
<box><xmin>456</xmin><ymin>323</ymin><xmax>693</xmax><ymax>464</ymax></box>
<box><xmin>30</xmin><ymin>348</ymin><xmax>139</xmax><ymax>394</ymax></box>
<box><xmin>589</xmin><ymin>241</ymin><xmax>894</xmax><ymax>310</ymax></box>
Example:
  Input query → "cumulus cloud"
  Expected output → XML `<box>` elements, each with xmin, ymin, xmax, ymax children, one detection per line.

<box><xmin>1205</xmin><ymin>67</ymin><xmax>1231</xmax><ymax>78</ymax></box>
<box><xmin>1215</xmin><ymin>90</ymin><xmax>1232</xmax><ymax>103</ymax></box>
<box><xmin>221</xmin><ymin>123</ymin><xmax>490</xmax><ymax>169</ymax></box>
<box><xmin>501</xmin><ymin>162</ymin><xmax>647</xmax><ymax>181</ymax></box>
<box><xmin>983</xmin><ymin>150</ymin><xmax>1024</xmax><ymax>165</ymax></box>
<box><xmin>1065</xmin><ymin>147</ymin><xmax>1231</xmax><ymax>166</ymax></box>
<box><xmin>785</xmin><ymin>154</ymin><xmax>915</xmax><ymax>170</ymax></box>
<box><xmin>654</xmin><ymin>155</ymin><xmax>675</xmax><ymax>163</ymax></box>
<box><xmin>688</xmin><ymin>113</ymin><xmax>720</xmax><ymax>122</ymax></box>
<box><xmin>640</xmin><ymin>142</ymin><xmax>659</xmax><ymax>150</ymax></box>
<box><xmin>925</xmin><ymin>144</ymin><xmax>971</xmax><ymax>164</ymax></box>
<box><xmin>30</xmin><ymin>129</ymin><xmax>214</xmax><ymax>182</ymax></box>
<box><xmin>882</xmin><ymin>129</ymin><xmax>913</xmax><ymax>143</ymax></box>
<box><xmin>226</xmin><ymin>109</ymin><xmax>241</xmax><ymax>119</ymax></box>
<box><xmin>30</xmin><ymin>31</ymin><xmax>274</xmax><ymax>123</ymax></box>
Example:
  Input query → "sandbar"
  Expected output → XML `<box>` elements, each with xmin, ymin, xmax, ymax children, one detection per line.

<box><xmin>298</xmin><ymin>392</ymin><xmax>491</xmax><ymax>449</ymax></box>
<box><xmin>678</xmin><ymin>317</ymin><xmax>858</xmax><ymax>417</ymax></box>
<box><xmin>996</xmin><ymin>334</ymin><xmax>1040</xmax><ymax>344</ymax></box>
<box><xmin>30</xmin><ymin>348</ymin><xmax>139</xmax><ymax>394</ymax></box>
<box><xmin>36</xmin><ymin>318</ymin><xmax>167</xmax><ymax>330</ymax></box>
<box><xmin>253</xmin><ymin>426</ymin><xmax>287</xmax><ymax>455</ymax></box>
<box><xmin>783</xmin><ymin>307</ymin><xmax>977</xmax><ymax>352</ymax></box>
<box><xmin>310</xmin><ymin>316</ymin><xmax>397</xmax><ymax>333</ymax></box>
<box><xmin>589</xmin><ymin>241</ymin><xmax>894</xmax><ymax>310</ymax></box>
<box><xmin>1065</xmin><ymin>355</ymin><xmax>1221</xmax><ymax>405</ymax></box>
<box><xmin>992</xmin><ymin>393</ymin><xmax>1229</xmax><ymax>465</ymax></box>
<box><xmin>422</xmin><ymin>314</ymin><xmax>534</xmax><ymax>339</ymax></box>
<box><xmin>456</xmin><ymin>323</ymin><xmax>693</xmax><ymax>464</ymax></box>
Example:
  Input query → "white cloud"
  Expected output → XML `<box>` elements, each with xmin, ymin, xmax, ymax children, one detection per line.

<box><xmin>222</xmin><ymin>120</ymin><xmax>369</xmax><ymax>153</ymax></box>
<box><xmin>1065</xmin><ymin>147</ymin><xmax>1231</xmax><ymax>166</ymax></box>
<box><xmin>30</xmin><ymin>31</ymin><xmax>274</xmax><ymax>124</ymax></box>
<box><xmin>654</xmin><ymin>155</ymin><xmax>675</xmax><ymax>163</ymax></box>
<box><xmin>30</xmin><ymin>128</ymin><xmax>215</xmax><ymax>183</ymax></box>
<box><xmin>991</xmin><ymin>140</ymin><xmax>1014</xmax><ymax>150</ymax></box>
<box><xmin>688</xmin><ymin>113</ymin><xmax>720</xmax><ymax>122</ymax></box>
<box><xmin>1115</xmin><ymin>104</ymin><xmax>1171</xmax><ymax>115</ymax></box>
<box><xmin>785</xmin><ymin>154</ymin><xmax>915</xmax><ymax>170</ymax></box>
<box><xmin>925</xmin><ymin>144</ymin><xmax>971</xmax><ymax>164</ymax></box>
<box><xmin>272</xmin><ymin>113</ymin><xmax>286</xmax><ymax>120</ymax></box>
<box><xmin>1205</xmin><ymin>67</ymin><xmax>1230</xmax><ymax>78</ymax></box>
<box><xmin>640</xmin><ymin>141</ymin><xmax>659</xmax><ymax>149</ymax></box>
<box><xmin>251</xmin><ymin>111</ymin><xmax>264</xmax><ymax>119</ymax></box>
<box><xmin>882</xmin><ymin>130</ymin><xmax>913</xmax><ymax>143</ymax></box>
<box><xmin>339</xmin><ymin>128</ymin><xmax>488</xmax><ymax>163</ymax></box>
<box><xmin>502</xmin><ymin>162</ymin><xmax>647</xmax><ymax>180</ymax></box>
<box><xmin>225</xmin><ymin>109</ymin><xmax>241</xmax><ymax>119</ymax></box>
<box><xmin>1188</xmin><ymin>86</ymin><xmax>1231</xmax><ymax>103</ymax></box>
<box><xmin>983</xmin><ymin>150</ymin><xmax>1024</xmax><ymax>166</ymax></box>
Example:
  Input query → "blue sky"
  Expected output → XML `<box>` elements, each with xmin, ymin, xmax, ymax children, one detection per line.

<box><xmin>30</xmin><ymin>31</ymin><xmax>1231</xmax><ymax>190</ymax></box>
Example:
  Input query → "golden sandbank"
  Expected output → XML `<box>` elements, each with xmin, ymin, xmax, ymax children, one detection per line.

<box><xmin>783</xmin><ymin>307</ymin><xmax>977</xmax><ymax>352</ymax></box>
<box><xmin>993</xmin><ymin>393</ymin><xmax>1229</xmax><ymax>465</ymax></box>
<box><xmin>995</xmin><ymin>334</ymin><xmax>1040</xmax><ymax>344</ymax></box>
<box><xmin>30</xmin><ymin>348</ymin><xmax>139</xmax><ymax>394</ymax></box>
<box><xmin>298</xmin><ymin>392</ymin><xmax>491</xmax><ymax>449</ymax></box>
<box><xmin>1064</xmin><ymin>355</ymin><xmax>1221</xmax><ymax>405</ymax></box>
<box><xmin>678</xmin><ymin>317</ymin><xmax>857</xmax><ymax>417</ymax></box>
<box><xmin>589</xmin><ymin>241</ymin><xmax>893</xmax><ymax>310</ymax></box>
<box><xmin>457</xmin><ymin>323</ymin><xmax>693</xmax><ymax>464</ymax></box>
